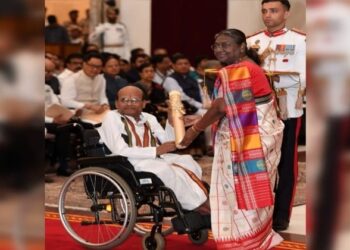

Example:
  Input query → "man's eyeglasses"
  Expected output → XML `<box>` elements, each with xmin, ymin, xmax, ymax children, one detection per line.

<box><xmin>86</xmin><ymin>62</ymin><xmax>102</xmax><ymax>69</ymax></box>
<box><xmin>211</xmin><ymin>42</ymin><xmax>233</xmax><ymax>51</ymax></box>
<box><xmin>120</xmin><ymin>97</ymin><xmax>142</xmax><ymax>104</ymax></box>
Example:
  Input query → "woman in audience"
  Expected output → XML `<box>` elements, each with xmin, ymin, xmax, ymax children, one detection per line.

<box><xmin>102</xmin><ymin>53</ymin><xmax>128</xmax><ymax>109</ymax></box>
<box><xmin>136</xmin><ymin>62</ymin><xmax>168</xmax><ymax>126</ymax></box>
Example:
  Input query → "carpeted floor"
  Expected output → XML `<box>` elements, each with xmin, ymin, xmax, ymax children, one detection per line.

<box><xmin>45</xmin><ymin>212</ymin><xmax>305</xmax><ymax>250</ymax></box>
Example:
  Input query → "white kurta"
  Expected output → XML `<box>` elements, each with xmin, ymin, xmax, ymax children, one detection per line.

<box><xmin>97</xmin><ymin>110</ymin><xmax>207</xmax><ymax>210</ymax></box>
<box><xmin>60</xmin><ymin>70</ymin><xmax>108</xmax><ymax>109</ymax></box>
<box><xmin>58</xmin><ymin>68</ymin><xmax>74</xmax><ymax>84</ymax></box>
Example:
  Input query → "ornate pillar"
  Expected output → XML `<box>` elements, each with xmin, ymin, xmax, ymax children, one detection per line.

<box><xmin>89</xmin><ymin>0</ymin><xmax>104</xmax><ymax>33</ymax></box>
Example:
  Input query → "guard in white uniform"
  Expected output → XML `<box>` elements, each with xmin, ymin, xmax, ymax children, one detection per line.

<box><xmin>247</xmin><ymin>0</ymin><xmax>306</xmax><ymax>231</ymax></box>
<box><xmin>89</xmin><ymin>8</ymin><xmax>131</xmax><ymax>60</ymax></box>
<box><xmin>97</xmin><ymin>85</ymin><xmax>208</xmax><ymax>211</ymax></box>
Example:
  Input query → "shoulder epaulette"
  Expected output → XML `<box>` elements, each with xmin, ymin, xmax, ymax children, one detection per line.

<box><xmin>291</xmin><ymin>28</ymin><xmax>306</xmax><ymax>36</ymax></box>
<box><xmin>247</xmin><ymin>29</ymin><xmax>264</xmax><ymax>39</ymax></box>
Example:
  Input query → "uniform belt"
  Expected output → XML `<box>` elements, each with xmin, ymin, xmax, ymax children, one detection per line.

<box><xmin>104</xmin><ymin>44</ymin><xmax>124</xmax><ymax>48</ymax></box>
<box><xmin>255</xmin><ymin>93</ymin><xmax>272</xmax><ymax>105</ymax></box>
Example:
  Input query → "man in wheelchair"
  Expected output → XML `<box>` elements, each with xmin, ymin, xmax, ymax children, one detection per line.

<box><xmin>97</xmin><ymin>84</ymin><xmax>210</xmax><ymax>215</ymax></box>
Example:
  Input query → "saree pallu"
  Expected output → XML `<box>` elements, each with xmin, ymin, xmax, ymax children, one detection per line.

<box><xmin>210</xmin><ymin>100</ymin><xmax>284</xmax><ymax>250</ymax></box>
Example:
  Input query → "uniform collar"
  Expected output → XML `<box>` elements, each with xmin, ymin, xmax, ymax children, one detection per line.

<box><xmin>264</xmin><ymin>27</ymin><xmax>288</xmax><ymax>37</ymax></box>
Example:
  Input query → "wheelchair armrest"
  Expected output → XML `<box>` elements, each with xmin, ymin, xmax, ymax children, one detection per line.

<box><xmin>78</xmin><ymin>155</ymin><xmax>128</xmax><ymax>167</ymax></box>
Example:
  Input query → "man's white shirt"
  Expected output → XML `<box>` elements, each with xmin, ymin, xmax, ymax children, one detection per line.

<box><xmin>163</xmin><ymin>76</ymin><xmax>203</xmax><ymax>110</ymax></box>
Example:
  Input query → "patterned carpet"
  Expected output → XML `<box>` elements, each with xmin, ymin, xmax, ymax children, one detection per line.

<box><xmin>45</xmin><ymin>211</ymin><xmax>306</xmax><ymax>250</ymax></box>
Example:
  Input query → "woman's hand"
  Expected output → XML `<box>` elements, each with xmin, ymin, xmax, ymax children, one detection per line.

<box><xmin>183</xmin><ymin>115</ymin><xmax>201</xmax><ymax>127</ymax></box>
<box><xmin>178</xmin><ymin>126</ymin><xmax>201</xmax><ymax>148</ymax></box>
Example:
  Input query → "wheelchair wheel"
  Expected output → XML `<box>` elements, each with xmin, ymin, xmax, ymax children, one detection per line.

<box><xmin>58</xmin><ymin>167</ymin><xmax>136</xmax><ymax>249</ymax></box>
<box><xmin>188</xmin><ymin>229</ymin><xmax>208</xmax><ymax>245</ymax></box>
<box><xmin>142</xmin><ymin>232</ymin><xmax>165</xmax><ymax>250</ymax></box>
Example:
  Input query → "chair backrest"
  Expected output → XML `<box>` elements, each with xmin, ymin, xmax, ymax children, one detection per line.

<box><xmin>81</xmin><ymin>129</ymin><xmax>108</xmax><ymax>157</ymax></box>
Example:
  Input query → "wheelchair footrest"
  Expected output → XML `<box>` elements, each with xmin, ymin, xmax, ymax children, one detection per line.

<box><xmin>171</xmin><ymin>212</ymin><xmax>211</xmax><ymax>234</ymax></box>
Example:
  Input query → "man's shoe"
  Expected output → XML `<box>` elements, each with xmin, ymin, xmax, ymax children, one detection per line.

<box><xmin>273</xmin><ymin>218</ymin><xmax>289</xmax><ymax>231</ymax></box>
<box><xmin>56</xmin><ymin>168</ymin><xmax>73</xmax><ymax>177</ymax></box>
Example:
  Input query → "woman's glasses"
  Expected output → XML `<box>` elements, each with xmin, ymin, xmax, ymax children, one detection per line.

<box><xmin>211</xmin><ymin>42</ymin><xmax>233</xmax><ymax>51</ymax></box>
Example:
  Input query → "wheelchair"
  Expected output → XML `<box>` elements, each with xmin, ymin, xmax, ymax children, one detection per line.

<box><xmin>57</xmin><ymin>121</ymin><xmax>211</xmax><ymax>250</ymax></box>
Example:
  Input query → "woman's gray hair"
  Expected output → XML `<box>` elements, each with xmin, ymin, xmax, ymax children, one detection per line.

<box><xmin>214</xmin><ymin>29</ymin><xmax>247</xmax><ymax>45</ymax></box>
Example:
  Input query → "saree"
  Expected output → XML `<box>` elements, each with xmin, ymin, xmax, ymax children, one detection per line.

<box><xmin>211</xmin><ymin>63</ymin><xmax>284</xmax><ymax>249</ymax></box>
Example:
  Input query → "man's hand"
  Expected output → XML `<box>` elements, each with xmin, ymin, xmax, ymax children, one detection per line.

<box><xmin>53</xmin><ymin>114</ymin><xmax>70</xmax><ymax>124</ymax></box>
<box><xmin>156</xmin><ymin>141</ymin><xmax>177</xmax><ymax>156</ymax></box>
<box><xmin>85</xmin><ymin>103</ymin><xmax>109</xmax><ymax>114</ymax></box>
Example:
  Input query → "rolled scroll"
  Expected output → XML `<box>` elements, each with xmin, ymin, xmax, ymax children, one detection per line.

<box><xmin>169</xmin><ymin>91</ymin><xmax>186</xmax><ymax>148</ymax></box>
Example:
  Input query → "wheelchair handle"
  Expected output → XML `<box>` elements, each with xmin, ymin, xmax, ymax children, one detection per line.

<box><xmin>57</xmin><ymin>122</ymin><xmax>84</xmax><ymax>132</ymax></box>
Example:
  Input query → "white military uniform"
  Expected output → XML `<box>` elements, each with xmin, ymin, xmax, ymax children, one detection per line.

<box><xmin>89</xmin><ymin>22</ymin><xmax>131</xmax><ymax>60</ymax></box>
<box><xmin>247</xmin><ymin>27</ymin><xmax>306</xmax><ymax>118</ymax></box>
<box><xmin>97</xmin><ymin>111</ymin><xmax>207</xmax><ymax>210</ymax></box>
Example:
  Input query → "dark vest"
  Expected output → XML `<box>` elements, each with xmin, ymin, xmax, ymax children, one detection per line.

<box><xmin>169</xmin><ymin>72</ymin><xmax>201</xmax><ymax>102</ymax></box>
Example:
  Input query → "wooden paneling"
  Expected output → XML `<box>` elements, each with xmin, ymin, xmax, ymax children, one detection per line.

<box><xmin>45</xmin><ymin>44</ymin><xmax>82</xmax><ymax>58</ymax></box>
